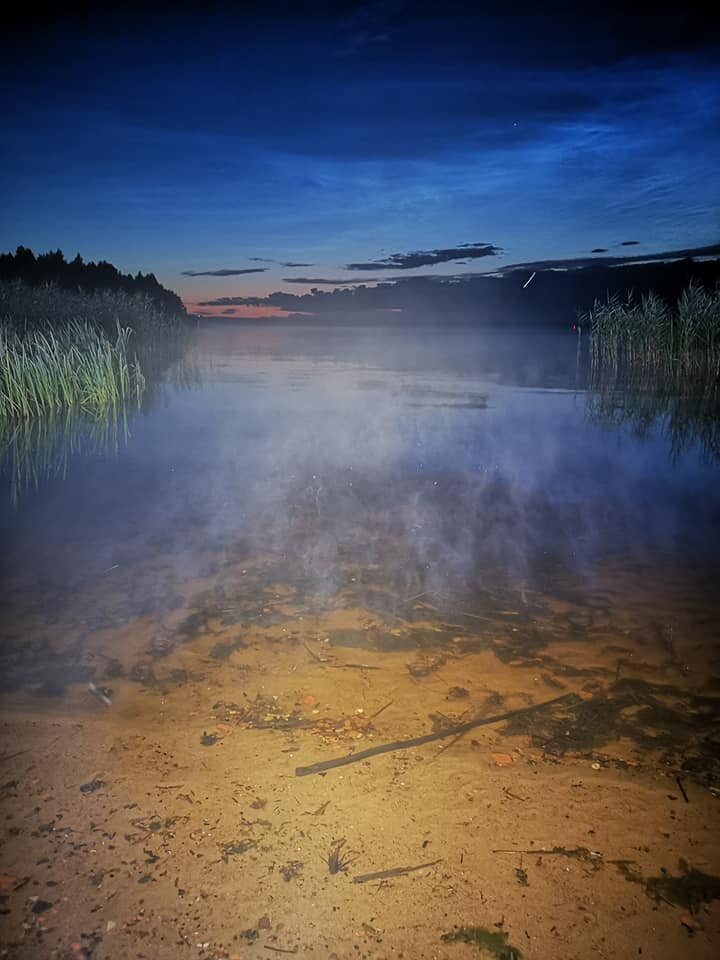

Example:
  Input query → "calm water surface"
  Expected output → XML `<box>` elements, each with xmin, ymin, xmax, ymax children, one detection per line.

<box><xmin>1</xmin><ymin>325</ymin><xmax>719</xmax><ymax>746</ymax></box>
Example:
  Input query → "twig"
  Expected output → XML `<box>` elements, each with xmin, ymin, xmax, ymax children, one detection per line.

<box><xmin>369</xmin><ymin>700</ymin><xmax>394</xmax><ymax>720</ymax></box>
<box><xmin>328</xmin><ymin>662</ymin><xmax>380</xmax><ymax>671</ymax></box>
<box><xmin>675</xmin><ymin>775</ymin><xmax>689</xmax><ymax>803</ymax></box>
<box><xmin>295</xmin><ymin>693</ymin><xmax>579</xmax><ymax>777</ymax></box>
<box><xmin>303</xmin><ymin>642</ymin><xmax>330</xmax><ymax>663</ymax></box>
<box><xmin>430</xmin><ymin>729</ymin><xmax>468</xmax><ymax>761</ymax></box>
<box><xmin>264</xmin><ymin>946</ymin><xmax>298</xmax><ymax>954</ymax></box>
<box><xmin>493</xmin><ymin>846</ymin><xmax>602</xmax><ymax>862</ymax></box>
<box><xmin>353</xmin><ymin>859</ymin><xmax>442</xmax><ymax>884</ymax></box>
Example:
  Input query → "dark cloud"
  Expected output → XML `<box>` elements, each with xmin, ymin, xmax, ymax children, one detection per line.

<box><xmin>282</xmin><ymin>276</ymin><xmax>380</xmax><ymax>285</ymax></box>
<box><xmin>496</xmin><ymin>243</ymin><xmax>720</xmax><ymax>274</ymax></box>
<box><xmin>221</xmin><ymin>308</ymin><xmax>237</xmax><ymax>314</ymax></box>
<box><xmin>181</xmin><ymin>268</ymin><xmax>267</xmax><ymax>276</ymax></box>
<box><xmin>198</xmin><ymin>296</ymin><xmax>274</xmax><ymax>307</ymax></box>
<box><xmin>281</xmin><ymin>261</ymin><xmax>314</xmax><ymax>267</ymax></box>
<box><xmin>346</xmin><ymin>243</ymin><xmax>502</xmax><ymax>270</ymax></box>
<box><xmin>591</xmin><ymin>248</ymin><xmax>608</xmax><ymax>253</ymax></box>
<box><xmin>620</xmin><ymin>240</ymin><xmax>640</xmax><ymax>246</ymax></box>
<box><xmin>248</xmin><ymin>257</ymin><xmax>275</xmax><ymax>263</ymax></box>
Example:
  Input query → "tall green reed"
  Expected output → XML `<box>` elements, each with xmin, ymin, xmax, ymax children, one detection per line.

<box><xmin>0</xmin><ymin>319</ymin><xmax>145</xmax><ymax>419</ymax></box>
<box><xmin>582</xmin><ymin>282</ymin><xmax>720</xmax><ymax>382</ymax></box>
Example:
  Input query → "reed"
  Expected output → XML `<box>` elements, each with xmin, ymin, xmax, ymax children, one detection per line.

<box><xmin>582</xmin><ymin>282</ymin><xmax>720</xmax><ymax>381</ymax></box>
<box><xmin>0</xmin><ymin>279</ymin><xmax>186</xmax><ymax>420</ymax></box>
<box><xmin>0</xmin><ymin>278</ymin><xmax>178</xmax><ymax>339</ymax></box>
<box><xmin>0</xmin><ymin>319</ymin><xmax>145</xmax><ymax>419</ymax></box>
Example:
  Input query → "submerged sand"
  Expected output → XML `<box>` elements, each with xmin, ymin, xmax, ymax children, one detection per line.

<box><xmin>1</xmin><ymin>555</ymin><xmax>719</xmax><ymax>960</ymax></box>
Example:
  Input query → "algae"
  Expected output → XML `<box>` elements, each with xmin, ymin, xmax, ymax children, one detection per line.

<box><xmin>615</xmin><ymin>859</ymin><xmax>720</xmax><ymax>912</ymax></box>
<box><xmin>441</xmin><ymin>926</ymin><xmax>522</xmax><ymax>959</ymax></box>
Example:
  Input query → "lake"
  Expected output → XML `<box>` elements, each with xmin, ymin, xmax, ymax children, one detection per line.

<box><xmin>1</xmin><ymin>325</ymin><xmax>719</xmax><ymax>959</ymax></box>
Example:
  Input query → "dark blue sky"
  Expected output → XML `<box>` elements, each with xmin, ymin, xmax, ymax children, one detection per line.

<box><xmin>2</xmin><ymin>2</ymin><xmax>719</xmax><ymax>316</ymax></box>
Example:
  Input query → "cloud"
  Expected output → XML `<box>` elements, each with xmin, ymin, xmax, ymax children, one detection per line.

<box><xmin>495</xmin><ymin>242</ymin><xmax>720</xmax><ymax>274</ymax></box>
<box><xmin>198</xmin><ymin>296</ymin><xmax>277</xmax><ymax>307</ymax></box>
<box><xmin>346</xmin><ymin>243</ymin><xmax>502</xmax><ymax>270</ymax></box>
<box><xmin>620</xmin><ymin>240</ymin><xmax>640</xmax><ymax>246</ymax></box>
<box><xmin>591</xmin><ymin>248</ymin><xmax>608</xmax><ymax>253</ymax></box>
<box><xmin>221</xmin><ymin>308</ymin><xmax>237</xmax><ymax>314</ymax></box>
<box><xmin>181</xmin><ymin>268</ymin><xmax>267</xmax><ymax>276</ymax></box>
<box><xmin>247</xmin><ymin>257</ymin><xmax>315</xmax><ymax>267</ymax></box>
<box><xmin>282</xmin><ymin>276</ymin><xmax>380</xmax><ymax>285</ymax></box>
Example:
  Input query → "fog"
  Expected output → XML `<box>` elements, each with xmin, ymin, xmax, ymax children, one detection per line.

<box><xmin>2</xmin><ymin>325</ymin><xmax>718</xmax><ymax>689</ymax></box>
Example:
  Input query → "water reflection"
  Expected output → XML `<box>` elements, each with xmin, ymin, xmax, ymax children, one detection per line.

<box><xmin>0</xmin><ymin>355</ymin><xmax>202</xmax><ymax>505</ymax></box>
<box><xmin>586</xmin><ymin>365</ymin><xmax>720</xmax><ymax>464</ymax></box>
<box><xmin>0</xmin><ymin>407</ymin><xmax>131</xmax><ymax>506</ymax></box>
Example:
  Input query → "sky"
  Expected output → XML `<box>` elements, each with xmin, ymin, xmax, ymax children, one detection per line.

<box><xmin>1</xmin><ymin>1</ymin><xmax>719</xmax><ymax>318</ymax></box>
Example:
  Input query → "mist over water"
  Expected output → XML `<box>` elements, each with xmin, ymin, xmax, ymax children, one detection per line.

<box><xmin>1</xmin><ymin>324</ymin><xmax>719</xmax><ymax>696</ymax></box>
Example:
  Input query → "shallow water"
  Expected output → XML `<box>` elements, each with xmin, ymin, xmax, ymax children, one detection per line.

<box><xmin>1</xmin><ymin>325</ymin><xmax>719</xmax><ymax>958</ymax></box>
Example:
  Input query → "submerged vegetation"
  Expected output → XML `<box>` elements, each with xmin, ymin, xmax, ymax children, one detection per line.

<box><xmin>583</xmin><ymin>282</ymin><xmax>720</xmax><ymax>380</ymax></box>
<box><xmin>441</xmin><ymin>926</ymin><xmax>522</xmax><ymax>959</ymax></box>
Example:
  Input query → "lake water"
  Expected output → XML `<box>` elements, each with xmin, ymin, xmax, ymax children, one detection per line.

<box><xmin>1</xmin><ymin>325</ymin><xmax>719</xmax><ymax>959</ymax></box>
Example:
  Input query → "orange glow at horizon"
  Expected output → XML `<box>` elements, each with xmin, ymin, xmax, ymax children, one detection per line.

<box><xmin>184</xmin><ymin>302</ymin><xmax>296</xmax><ymax>319</ymax></box>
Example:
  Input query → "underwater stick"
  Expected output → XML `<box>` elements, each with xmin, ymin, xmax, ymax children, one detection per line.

<box><xmin>294</xmin><ymin>692</ymin><xmax>579</xmax><ymax>776</ymax></box>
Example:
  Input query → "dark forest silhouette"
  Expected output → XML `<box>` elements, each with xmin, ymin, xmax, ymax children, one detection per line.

<box><xmin>0</xmin><ymin>246</ymin><xmax>186</xmax><ymax>316</ymax></box>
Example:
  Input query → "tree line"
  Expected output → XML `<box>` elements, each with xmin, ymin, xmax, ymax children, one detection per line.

<box><xmin>0</xmin><ymin>246</ymin><xmax>186</xmax><ymax>317</ymax></box>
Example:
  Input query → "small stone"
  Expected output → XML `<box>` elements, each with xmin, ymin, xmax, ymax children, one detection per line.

<box><xmin>492</xmin><ymin>752</ymin><xmax>514</xmax><ymax>767</ymax></box>
<box><xmin>31</xmin><ymin>899</ymin><xmax>53</xmax><ymax>914</ymax></box>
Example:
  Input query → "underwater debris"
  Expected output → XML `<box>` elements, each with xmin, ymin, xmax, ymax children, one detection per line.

<box><xmin>493</xmin><ymin>846</ymin><xmax>603</xmax><ymax>870</ymax></box>
<box><xmin>79</xmin><ymin>778</ymin><xmax>105</xmax><ymax>794</ymax></box>
<box><xmin>615</xmin><ymin>858</ymin><xmax>720</xmax><ymax>912</ymax></box>
<box><xmin>30</xmin><ymin>898</ymin><xmax>53</xmax><ymax>915</ymax></box>
<box><xmin>278</xmin><ymin>860</ymin><xmax>304</xmax><ymax>882</ymax></box>
<box><xmin>327</xmin><ymin>838</ymin><xmax>356</xmax><ymax>874</ymax></box>
<box><xmin>353</xmin><ymin>859</ymin><xmax>442</xmax><ymax>884</ymax></box>
<box><xmin>209</xmin><ymin>638</ymin><xmax>245</xmax><ymax>660</ymax></box>
<box><xmin>87</xmin><ymin>682</ymin><xmax>112</xmax><ymax>707</ymax></box>
<box><xmin>295</xmin><ymin>693</ymin><xmax>578</xmax><ymax>776</ymax></box>
<box><xmin>407</xmin><ymin>653</ymin><xmax>447</xmax><ymax>678</ymax></box>
<box><xmin>441</xmin><ymin>926</ymin><xmax>522</xmax><ymax>959</ymax></box>
<box><xmin>221</xmin><ymin>839</ymin><xmax>256</xmax><ymax>862</ymax></box>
